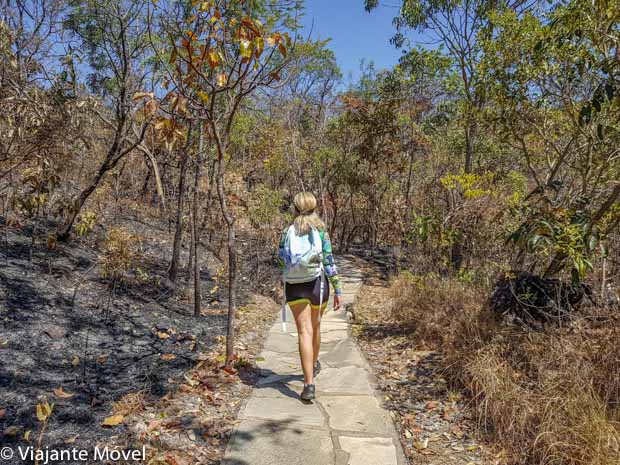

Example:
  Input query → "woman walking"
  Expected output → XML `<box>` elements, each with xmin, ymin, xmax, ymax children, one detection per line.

<box><xmin>278</xmin><ymin>192</ymin><xmax>342</xmax><ymax>401</ymax></box>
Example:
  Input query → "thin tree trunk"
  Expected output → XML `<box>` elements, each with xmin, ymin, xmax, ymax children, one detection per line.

<box><xmin>464</xmin><ymin>122</ymin><xmax>474</xmax><ymax>174</ymax></box>
<box><xmin>169</xmin><ymin>146</ymin><xmax>190</xmax><ymax>283</ymax></box>
<box><xmin>215</xmin><ymin>155</ymin><xmax>237</xmax><ymax>369</ymax></box>
<box><xmin>193</xmin><ymin>127</ymin><xmax>205</xmax><ymax>317</ymax></box>
<box><xmin>58</xmin><ymin>154</ymin><xmax>118</xmax><ymax>240</ymax></box>
<box><xmin>405</xmin><ymin>150</ymin><xmax>414</xmax><ymax>215</ymax></box>
<box><xmin>187</xmin><ymin>210</ymin><xmax>195</xmax><ymax>283</ymax></box>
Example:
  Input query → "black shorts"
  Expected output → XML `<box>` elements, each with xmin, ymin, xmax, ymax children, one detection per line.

<box><xmin>285</xmin><ymin>275</ymin><xmax>330</xmax><ymax>309</ymax></box>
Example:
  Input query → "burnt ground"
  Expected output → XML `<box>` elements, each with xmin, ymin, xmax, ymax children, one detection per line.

<box><xmin>0</xmin><ymin>209</ymin><xmax>279</xmax><ymax>464</ymax></box>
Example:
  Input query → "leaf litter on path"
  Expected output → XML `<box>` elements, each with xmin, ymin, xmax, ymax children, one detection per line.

<box><xmin>351</xmin><ymin>271</ymin><xmax>499</xmax><ymax>465</ymax></box>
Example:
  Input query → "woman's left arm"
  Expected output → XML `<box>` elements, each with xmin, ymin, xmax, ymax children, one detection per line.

<box><xmin>321</xmin><ymin>231</ymin><xmax>343</xmax><ymax>296</ymax></box>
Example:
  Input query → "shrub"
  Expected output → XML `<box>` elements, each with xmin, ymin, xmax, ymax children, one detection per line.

<box><xmin>390</xmin><ymin>271</ymin><xmax>485</xmax><ymax>345</ymax></box>
<box><xmin>390</xmin><ymin>272</ymin><xmax>620</xmax><ymax>464</ymax></box>
<box><xmin>100</xmin><ymin>228</ymin><xmax>143</xmax><ymax>285</ymax></box>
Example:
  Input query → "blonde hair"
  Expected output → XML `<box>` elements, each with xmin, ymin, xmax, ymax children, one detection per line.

<box><xmin>293</xmin><ymin>192</ymin><xmax>325</xmax><ymax>235</ymax></box>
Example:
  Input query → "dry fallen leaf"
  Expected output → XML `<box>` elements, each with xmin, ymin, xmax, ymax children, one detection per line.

<box><xmin>24</xmin><ymin>430</ymin><xmax>31</xmax><ymax>441</ymax></box>
<box><xmin>156</xmin><ymin>332</ymin><xmax>170</xmax><ymax>340</ymax></box>
<box><xmin>147</xmin><ymin>420</ymin><xmax>161</xmax><ymax>432</ymax></box>
<box><xmin>0</xmin><ymin>408</ymin><xmax>5</xmax><ymax>420</ymax></box>
<box><xmin>223</xmin><ymin>366</ymin><xmax>237</xmax><ymax>375</ymax></box>
<box><xmin>65</xmin><ymin>434</ymin><xmax>79</xmax><ymax>444</ymax></box>
<box><xmin>4</xmin><ymin>426</ymin><xmax>20</xmax><ymax>437</ymax></box>
<box><xmin>165</xmin><ymin>453</ymin><xmax>190</xmax><ymax>465</ymax></box>
<box><xmin>425</xmin><ymin>400</ymin><xmax>440</xmax><ymax>411</ymax></box>
<box><xmin>413</xmin><ymin>439</ymin><xmax>428</xmax><ymax>450</ymax></box>
<box><xmin>54</xmin><ymin>387</ymin><xmax>75</xmax><ymax>399</ymax></box>
<box><xmin>71</xmin><ymin>356</ymin><xmax>80</xmax><ymax>367</ymax></box>
<box><xmin>161</xmin><ymin>354</ymin><xmax>177</xmax><ymax>361</ymax></box>
<box><xmin>101</xmin><ymin>415</ymin><xmax>124</xmax><ymax>427</ymax></box>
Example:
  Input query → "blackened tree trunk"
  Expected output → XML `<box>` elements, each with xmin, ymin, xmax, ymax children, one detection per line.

<box><xmin>192</xmin><ymin>127</ymin><xmax>205</xmax><ymax>317</ymax></box>
<box><xmin>169</xmin><ymin>136</ymin><xmax>192</xmax><ymax>283</ymax></box>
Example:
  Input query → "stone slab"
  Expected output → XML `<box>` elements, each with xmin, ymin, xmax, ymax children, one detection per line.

<box><xmin>257</xmin><ymin>373</ymin><xmax>296</xmax><ymax>386</ymax></box>
<box><xmin>256</xmin><ymin>350</ymin><xmax>299</xmax><ymax>375</ymax></box>
<box><xmin>320</xmin><ymin>339</ymin><xmax>365</xmax><ymax>368</ymax></box>
<box><xmin>318</xmin><ymin>367</ymin><xmax>374</xmax><ymax>395</ymax></box>
<box><xmin>263</xmin><ymin>331</ymin><xmax>298</xmax><ymax>353</ymax></box>
<box><xmin>322</xmin><ymin>310</ymin><xmax>348</xmax><ymax>322</ymax></box>
<box><xmin>224</xmin><ymin>420</ymin><xmax>334</xmax><ymax>465</ymax></box>
<box><xmin>321</xmin><ymin>396</ymin><xmax>391</xmax><ymax>434</ymax></box>
<box><xmin>241</xmin><ymin>391</ymin><xmax>325</xmax><ymax>428</ymax></box>
<box><xmin>338</xmin><ymin>437</ymin><xmax>398</xmax><ymax>465</ymax></box>
<box><xmin>253</xmin><ymin>380</ymin><xmax>306</xmax><ymax>399</ymax></box>
<box><xmin>319</xmin><ymin>320</ymin><xmax>349</xmax><ymax>330</ymax></box>
<box><xmin>320</xmin><ymin>329</ymin><xmax>349</xmax><ymax>343</ymax></box>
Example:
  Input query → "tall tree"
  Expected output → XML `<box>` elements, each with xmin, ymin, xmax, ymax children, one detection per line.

<box><xmin>58</xmin><ymin>0</ymin><xmax>157</xmax><ymax>240</ymax></box>
<box><xmin>364</xmin><ymin>0</ymin><xmax>535</xmax><ymax>173</ymax></box>
<box><xmin>160</xmin><ymin>0</ymin><xmax>301</xmax><ymax>368</ymax></box>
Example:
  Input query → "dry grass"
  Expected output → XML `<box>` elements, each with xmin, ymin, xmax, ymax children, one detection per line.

<box><xmin>112</xmin><ymin>391</ymin><xmax>146</xmax><ymax>416</ymax></box>
<box><xmin>390</xmin><ymin>272</ymin><xmax>486</xmax><ymax>345</ymax></box>
<box><xmin>391</xmin><ymin>273</ymin><xmax>620</xmax><ymax>465</ymax></box>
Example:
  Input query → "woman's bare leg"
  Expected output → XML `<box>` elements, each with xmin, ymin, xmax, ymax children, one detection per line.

<box><xmin>310</xmin><ymin>305</ymin><xmax>326</xmax><ymax>366</ymax></box>
<box><xmin>291</xmin><ymin>302</ymin><xmax>314</xmax><ymax>385</ymax></box>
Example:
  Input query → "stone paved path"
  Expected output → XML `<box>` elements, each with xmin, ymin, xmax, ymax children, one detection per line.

<box><xmin>223</xmin><ymin>257</ymin><xmax>407</xmax><ymax>465</ymax></box>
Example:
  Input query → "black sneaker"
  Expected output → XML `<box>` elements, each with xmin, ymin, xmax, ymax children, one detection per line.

<box><xmin>313</xmin><ymin>360</ymin><xmax>322</xmax><ymax>378</ymax></box>
<box><xmin>301</xmin><ymin>384</ymin><xmax>316</xmax><ymax>401</ymax></box>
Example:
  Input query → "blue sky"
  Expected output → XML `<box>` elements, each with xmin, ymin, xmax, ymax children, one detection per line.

<box><xmin>301</xmin><ymin>1</ymin><xmax>405</xmax><ymax>81</ymax></box>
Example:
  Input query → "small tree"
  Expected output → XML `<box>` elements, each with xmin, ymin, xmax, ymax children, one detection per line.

<box><xmin>160</xmin><ymin>0</ymin><xmax>300</xmax><ymax>367</ymax></box>
<box><xmin>58</xmin><ymin>0</ymin><xmax>157</xmax><ymax>240</ymax></box>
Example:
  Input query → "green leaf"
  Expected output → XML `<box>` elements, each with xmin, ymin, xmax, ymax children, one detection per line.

<box><xmin>239</xmin><ymin>39</ymin><xmax>252</xmax><ymax>59</ymax></box>
<box><xmin>254</xmin><ymin>36</ymin><xmax>264</xmax><ymax>57</ymax></box>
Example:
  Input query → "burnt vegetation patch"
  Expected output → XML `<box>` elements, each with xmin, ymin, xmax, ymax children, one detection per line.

<box><xmin>0</xmin><ymin>214</ymin><xmax>269</xmax><ymax>455</ymax></box>
<box><xmin>490</xmin><ymin>272</ymin><xmax>593</xmax><ymax>326</ymax></box>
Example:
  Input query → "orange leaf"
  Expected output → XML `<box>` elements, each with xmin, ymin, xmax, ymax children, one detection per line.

<box><xmin>223</xmin><ymin>366</ymin><xmax>237</xmax><ymax>375</ymax></box>
<box><xmin>160</xmin><ymin>354</ymin><xmax>177</xmax><ymax>361</ymax></box>
<box><xmin>54</xmin><ymin>387</ymin><xmax>75</xmax><ymax>399</ymax></box>
<box><xmin>216</xmin><ymin>73</ymin><xmax>226</xmax><ymax>87</ymax></box>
